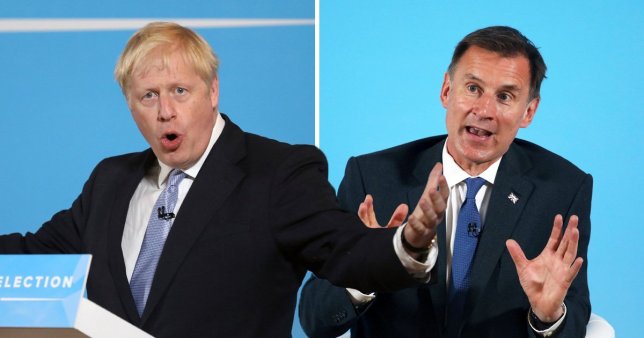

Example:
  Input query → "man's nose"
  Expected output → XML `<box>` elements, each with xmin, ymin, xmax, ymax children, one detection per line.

<box><xmin>472</xmin><ymin>93</ymin><xmax>496</xmax><ymax>119</ymax></box>
<box><xmin>158</xmin><ymin>94</ymin><xmax>176</xmax><ymax>121</ymax></box>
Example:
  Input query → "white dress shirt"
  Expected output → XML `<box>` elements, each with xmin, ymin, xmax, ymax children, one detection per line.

<box><xmin>121</xmin><ymin>113</ymin><xmax>225</xmax><ymax>281</ymax></box>
<box><xmin>441</xmin><ymin>142</ymin><xmax>499</xmax><ymax>281</ymax></box>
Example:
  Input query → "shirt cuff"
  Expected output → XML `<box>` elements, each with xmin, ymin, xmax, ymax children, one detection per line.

<box><xmin>527</xmin><ymin>303</ymin><xmax>567</xmax><ymax>337</ymax></box>
<box><xmin>346</xmin><ymin>288</ymin><xmax>376</xmax><ymax>305</ymax></box>
<box><xmin>393</xmin><ymin>224</ymin><xmax>438</xmax><ymax>282</ymax></box>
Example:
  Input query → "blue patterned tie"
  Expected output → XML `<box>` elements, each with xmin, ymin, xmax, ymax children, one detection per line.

<box><xmin>448</xmin><ymin>177</ymin><xmax>486</xmax><ymax>326</ymax></box>
<box><xmin>130</xmin><ymin>169</ymin><xmax>186</xmax><ymax>316</ymax></box>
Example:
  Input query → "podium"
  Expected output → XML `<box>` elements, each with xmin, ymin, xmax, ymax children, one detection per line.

<box><xmin>0</xmin><ymin>255</ymin><xmax>152</xmax><ymax>338</ymax></box>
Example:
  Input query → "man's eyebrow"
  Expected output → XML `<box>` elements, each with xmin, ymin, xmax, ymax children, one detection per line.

<box><xmin>498</xmin><ymin>84</ymin><xmax>521</xmax><ymax>93</ymax></box>
<box><xmin>464</xmin><ymin>73</ymin><xmax>521</xmax><ymax>93</ymax></box>
<box><xmin>464</xmin><ymin>73</ymin><xmax>483</xmax><ymax>82</ymax></box>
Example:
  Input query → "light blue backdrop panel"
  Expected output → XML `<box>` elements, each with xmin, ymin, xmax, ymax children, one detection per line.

<box><xmin>2</xmin><ymin>30</ymin><xmax>313</xmax><ymax>232</ymax></box>
<box><xmin>1</xmin><ymin>1</ymin><xmax>313</xmax><ymax>337</ymax></box>
<box><xmin>321</xmin><ymin>1</ymin><xmax>642</xmax><ymax>337</ymax></box>
<box><xmin>2</xmin><ymin>0</ymin><xmax>311</xmax><ymax>18</ymax></box>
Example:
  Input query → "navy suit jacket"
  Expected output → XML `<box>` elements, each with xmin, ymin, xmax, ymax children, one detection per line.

<box><xmin>0</xmin><ymin>115</ymin><xmax>419</xmax><ymax>337</ymax></box>
<box><xmin>299</xmin><ymin>136</ymin><xmax>592</xmax><ymax>338</ymax></box>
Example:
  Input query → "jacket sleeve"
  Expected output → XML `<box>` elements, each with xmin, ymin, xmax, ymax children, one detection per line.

<box><xmin>298</xmin><ymin>156</ymin><xmax>374</xmax><ymax>337</ymax></box>
<box><xmin>528</xmin><ymin>173</ymin><xmax>593</xmax><ymax>338</ymax></box>
<box><xmin>299</xmin><ymin>275</ymin><xmax>361</xmax><ymax>338</ymax></box>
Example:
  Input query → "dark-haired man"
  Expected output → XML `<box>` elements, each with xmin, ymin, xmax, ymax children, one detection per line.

<box><xmin>299</xmin><ymin>26</ymin><xmax>591</xmax><ymax>338</ymax></box>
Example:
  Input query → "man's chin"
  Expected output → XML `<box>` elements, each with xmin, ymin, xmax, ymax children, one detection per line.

<box><xmin>155</xmin><ymin>152</ymin><xmax>190</xmax><ymax>169</ymax></box>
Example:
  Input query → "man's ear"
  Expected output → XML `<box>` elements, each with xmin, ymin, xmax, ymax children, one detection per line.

<box><xmin>210</xmin><ymin>76</ymin><xmax>219</xmax><ymax>109</ymax></box>
<box><xmin>520</xmin><ymin>97</ymin><xmax>540</xmax><ymax>128</ymax></box>
<box><xmin>440</xmin><ymin>72</ymin><xmax>451</xmax><ymax>109</ymax></box>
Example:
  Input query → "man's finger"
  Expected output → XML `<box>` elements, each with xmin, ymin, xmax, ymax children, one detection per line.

<box><xmin>410</xmin><ymin>162</ymin><xmax>447</xmax><ymax>226</ymax></box>
<box><xmin>387</xmin><ymin>203</ymin><xmax>409</xmax><ymax>228</ymax></box>
<box><xmin>556</xmin><ymin>215</ymin><xmax>578</xmax><ymax>258</ymax></box>
<box><xmin>438</xmin><ymin>175</ymin><xmax>449</xmax><ymax>200</ymax></box>
<box><xmin>506</xmin><ymin>239</ymin><xmax>529</xmax><ymax>272</ymax></box>
<box><xmin>566</xmin><ymin>257</ymin><xmax>584</xmax><ymax>284</ymax></box>
<box><xmin>545</xmin><ymin>214</ymin><xmax>564</xmax><ymax>253</ymax></box>
<box><xmin>366</xmin><ymin>195</ymin><xmax>378</xmax><ymax>226</ymax></box>
<box><xmin>358</xmin><ymin>202</ymin><xmax>368</xmax><ymax>224</ymax></box>
<box><xmin>428</xmin><ymin>186</ymin><xmax>447</xmax><ymax>219</ymax></box>
<box><xmin>417</xmin><ymin>163</ymin><xmax>443</xmax><ymax>203</ymax></box>
<box><xmin>358</xmin><ymin>194</ymin><xmax>380</xmax><ymax>228</ymax></box>
<box><xmin>427</xmin><ymin>163</ymin><xmax>443</xmax><ymax>193</ymax></box>
<box><xmin>562</xmin><ymin>227</ymin><xmax>580</xmax><ymax>266</ymax></box>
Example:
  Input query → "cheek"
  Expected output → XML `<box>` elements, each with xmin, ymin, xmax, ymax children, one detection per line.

<box><xmin>453</xmin><ymin>95</ymin><xmax>474</xmax><ymax>110</ymax></box>
<box><xmin>132</xmin><ymin>110</ymin><xmax>150</xmax><ymax>127</ymax></box>
<box><xmin>130</xmin><ymin>110</ymin><xmax>156</xmax><ymax>138</ymax></box>
<box><xmin>186</xmin><ymin>101</ymin><xmax>216</xmax><ymax>132</ymax></box>
<box><xmin>445</xmin><ymin>113</ymin><xmax>461</xmax><ymax>137</ymax></box>
<box><xmin>498</xmin><ymin>112</ymin><xmax>525</xmax><ymax>132</ymax></box>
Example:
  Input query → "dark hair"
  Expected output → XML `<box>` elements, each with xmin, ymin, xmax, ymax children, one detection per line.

<box><xmin>447</xmin><ymin>26</ymin><xmax>547</xmax><ymax>100</ymax></box>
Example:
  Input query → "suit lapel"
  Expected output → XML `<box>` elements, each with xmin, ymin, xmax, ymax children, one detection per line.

<box><xmin>408</xmin><ymin>139</ymin><xmax>448</xmax><ymax>327</ymax></box>
<box><xmin>141</xmin><ymin>116</ymin><xmax>247</xmax><ymax>324</ymax></box>
<box><xmin>106</xmin><ymin>150</ymin><xmax>155</xmax><ymax>325</ymax></box>
<box><xmin>462</xmin><ymin>144</ymin><xmax>534</xmax><ymax>323</ymax></box>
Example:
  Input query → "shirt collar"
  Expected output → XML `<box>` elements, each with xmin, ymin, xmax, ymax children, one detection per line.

<box><xmin>155</xmin><ymin>112</ymin><xmax>226</xmax><ymax>187</ymax></box>
<box><xmin>441</xmin><ymin>139</ymin><xmax>501</xmax><ymax>188</ymax></box>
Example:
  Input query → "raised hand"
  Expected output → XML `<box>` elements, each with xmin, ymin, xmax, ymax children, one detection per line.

<box><xmin>402</xmin><ymin>162</ymin><xmax>449</xmax><ymax>249</ymax></box>
<box><xmin>357</xmin><ymin>194</ymin><xmax>408</xmax><ymax>228</ymax></box>
<box><xmin>506</xmin><ymin>214</ymin><xmax>584</xmax><ymax>322</ymax></box>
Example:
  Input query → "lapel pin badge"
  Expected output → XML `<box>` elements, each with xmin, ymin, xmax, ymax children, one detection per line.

<box><xmin>508</xmin><ymin>192</ymin><xmax>519</xmax><ymax>204</ymax></box>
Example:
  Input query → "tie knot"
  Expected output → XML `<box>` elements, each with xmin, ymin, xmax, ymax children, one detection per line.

<box><xmin>167</xmin><ymin>169</ymin><xmax>186</xmax><ymax>188</ymax></box>
<box><xmin>464</xmin><ymin>177</ymin><xmax>486</xmax><ymax>200</ymax></box>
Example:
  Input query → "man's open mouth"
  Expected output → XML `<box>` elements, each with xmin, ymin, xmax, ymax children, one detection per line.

<box><xmin>466</xmin><ymin>126</ymin><xmax>492</xmax><ymax>137</ymax></box>
<box><xmin>160</xmin><ymin>132</ymin><xmax>182</xmax><ymax>150</ymax></box>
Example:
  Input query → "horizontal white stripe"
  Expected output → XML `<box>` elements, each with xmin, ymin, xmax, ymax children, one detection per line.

<box><xmin>0</xmin><ymin>297</ymin><xmax>65</xmax><ymax>301</ymax></box>
<box><xmin>0</xmin><ymin>18</ymin><xmax>315</xmax><ymax>32</ymax></box>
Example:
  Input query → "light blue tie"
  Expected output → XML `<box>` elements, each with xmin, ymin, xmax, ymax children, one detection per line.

<box><xmin>130</xmin><ymin>169</ymin><xmax>186</xmax><ymax>316</ymax></box>
<box><xmin>448</xmin><ymin>177</ymin><xmax>486</xmax><ymax>328</ymax></box>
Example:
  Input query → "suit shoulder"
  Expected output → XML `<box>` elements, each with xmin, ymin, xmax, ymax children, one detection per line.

<box><xmin>355</xmin><ymin>135</ymin><xmax>445</xmax><ymax>164</ymax></box>
<box><xmin>92</xmin><ymin>150</ymin><xmax>152</xmax><ymax>177</ymax></box>
<box><xmin>347</xmin><ymin>135</ymin><xmax>445</xmax><ymax>178</ymax></box>
<box><xmin>98</xmin><ymin>150</ymin><xmax>149</xmax><ymax>167</ymax></box>
<box><xmin>512</xmin><ymin>139</ymin><xmax>589</xmax><ymax>180</ymax></box>
<box><xmin>242</xmin><ymin>132</ymin><xmax>326</xmax><ymax>167</ymax></box>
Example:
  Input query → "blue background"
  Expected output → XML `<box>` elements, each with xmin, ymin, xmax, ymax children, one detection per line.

<box><xmin>320</xmin><ymin>0</ymin><xmax>642</xmax><ymax>337</ymax></box>
<box><xmin>2</xmin><ymin>0</ymin><xmax>642</xmax><ymax>337</ymax></box>
<box><xmin>1</xmin><ymin>1</ymin><xmax>313</xmax><ymax>337</ymax></box>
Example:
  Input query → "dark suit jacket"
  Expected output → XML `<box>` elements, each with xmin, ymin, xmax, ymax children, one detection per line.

<box><xmin>299</xmin><ymin>135</ymin><xmax>592</xmax><ymax>338</ymax></box>
<box><xmin>0</xmin><ymin>115</ymin><xmax>419</xmax><ymax>337</ymax></box>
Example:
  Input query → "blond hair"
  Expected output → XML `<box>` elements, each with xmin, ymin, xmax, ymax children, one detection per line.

<box><xmin>114</xmin><ymin>22</ymin><xmax>219</xmax><ymax>93</ymax></box>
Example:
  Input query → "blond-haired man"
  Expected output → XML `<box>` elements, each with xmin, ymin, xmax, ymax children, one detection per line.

<box><xmin>0</xmin><ymin>22</ymin><xmax>449</xmax><ymax>337</ymax></box>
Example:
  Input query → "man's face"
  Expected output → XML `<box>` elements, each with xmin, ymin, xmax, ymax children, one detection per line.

<box><xmin>441</xmin><ymin>46</ymin><xmax>539</xmax><ymax>175</ymax></box>
<box><xmin>126</xmin><ymin>49</ymin><xmax>219</xmax><ymax>169</ymax></box>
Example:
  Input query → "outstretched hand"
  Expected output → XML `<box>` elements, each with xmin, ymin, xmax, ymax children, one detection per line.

<box><xmin>358</xmin><ymin>194</ymin><xmax>408</xmax><ymax>228</ymax></box>
<box><xmin>506</xmin><ymin>214</ymin><xmax>584</xmax><ymax>322</ymax></box>
<box><xmin>402</xmin><ymin>162</ymin><xmax>449</xmax><ymax>249</ymax></box>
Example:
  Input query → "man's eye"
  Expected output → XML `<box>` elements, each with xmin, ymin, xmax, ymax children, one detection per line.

<box><xmin>142</xmin><ymin>92</ymin><xmax>157</xmax><ymax>100</ymax></box>
<box><xmin>498</xmin><ymin>93</ymin><xmax>511</xmax><ymax>101</ymax></box>
<box><xmin>467</xmin><ymin>85</ymin><xmax>478</xmax><ymax>93</ymax></box>
<box><xmin>176</xmin><ymin>87</ymin><xmax>186</xmax><ymax>95</ymax></box>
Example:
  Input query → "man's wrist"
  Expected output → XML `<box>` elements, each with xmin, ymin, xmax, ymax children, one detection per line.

<box><xmin>392</xmin><ymin>225</ymin><xmax>438</xmax><ymax>281</ymax></box>
<box><xmin>401</xmin><ymin>228</ymin><xmax>431</xmax><ymax>254</ymax></box>
<box><xmin>527</xmin><ymin>303</ymin><xmax>567</xmax><ymax>336</ymax></box>
<box><xmin>531</xmin><ymin>303</ymin><xmax>565</xmax><ymax>324</ymax></box>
